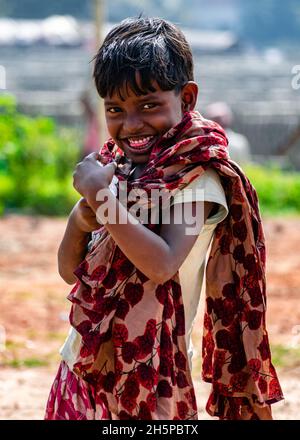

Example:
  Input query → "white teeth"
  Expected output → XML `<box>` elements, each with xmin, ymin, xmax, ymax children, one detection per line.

<box><xmin>128</xmin><ymin>136</ymin><xmax>152</xmax><ymax>144</ymax></box>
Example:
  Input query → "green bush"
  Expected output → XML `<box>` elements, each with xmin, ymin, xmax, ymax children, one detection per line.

<box><xmin>0</xmin><ymin>94</ymin><xmax>81</xmax><ymax>215</ymax></box>
<box><xmin>244</xmin><ymin>163</ymin><xmax>300</xmax><ymax>216</ymax></box>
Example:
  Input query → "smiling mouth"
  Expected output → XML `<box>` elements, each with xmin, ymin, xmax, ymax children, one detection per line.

<box><xmin>122</xmin><ymin>135</ymin><xmax>156</xmax><ymax>153</ymax></box>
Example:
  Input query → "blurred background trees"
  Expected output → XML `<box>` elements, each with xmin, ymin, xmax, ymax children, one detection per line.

<box><xmin>0</xmin><ymin>95</ymin><xmax>80</xmax><ymax>216</ymax></box>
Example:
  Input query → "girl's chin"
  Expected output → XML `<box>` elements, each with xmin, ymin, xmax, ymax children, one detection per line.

<box><xmin>123</xmin><ymin>147</ymin><xmax>153</xmax><ymax>164</ymax></box>
<box><xmin>126</xmin><ymin>153</ymin><xmax>150</xmax><ymax>165</ymax></box>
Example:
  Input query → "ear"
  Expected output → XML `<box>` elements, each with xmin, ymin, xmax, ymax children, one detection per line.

<box><xmin>181</xmin><ymin>81</ymin><xmax>198</xmax><ymax>112</ymax></box>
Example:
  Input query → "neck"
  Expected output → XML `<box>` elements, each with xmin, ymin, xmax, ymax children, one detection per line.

<box><xmin>129</xmin><ymin>162</ymin><xmax>147</xmax><ymax>180</ymax></box>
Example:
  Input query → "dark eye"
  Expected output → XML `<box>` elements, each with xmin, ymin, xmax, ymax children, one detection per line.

<box><xmin>107</xmin><ymin>107</ymin><xmax>122</xmax><ymax>114</ymax></box>
<box><xmin>143</xmin><ymin>103</ymin><xmax>156</xmax><ymax>110</ymax></box>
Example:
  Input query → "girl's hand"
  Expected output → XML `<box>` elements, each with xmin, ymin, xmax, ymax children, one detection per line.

<box><xmin>70</xmin><ymin>197</ymin><xmax>101</xmax><ymax>233</ymax></box>
<box><xmin>72</xmin><ymin>152</ymin><xmax>117</xmax><ymax>198</ymax></box>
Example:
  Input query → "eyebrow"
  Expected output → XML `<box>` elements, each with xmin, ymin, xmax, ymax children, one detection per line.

<box><xmin>104</xmin><ymin>93</ymin><xmax>161</xmax><ymax>106</ymax></box>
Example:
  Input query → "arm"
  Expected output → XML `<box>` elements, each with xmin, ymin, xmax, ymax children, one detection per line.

<box><xmin>86</xmin><ymin>186</ymin><xmax>214</xmax><ymax>284</ymax></box>
<box><xmin>72</xmin><ymin>153</ymin><xmax>215</xmax><ymax>284</ymax></box>
<box><xmin>58</xmin><ymin>198</ymin><xmax>100</xmax><ymax>285</ymax></box>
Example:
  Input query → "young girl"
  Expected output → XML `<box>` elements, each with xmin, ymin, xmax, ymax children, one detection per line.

<box><xmin>45</xmin><ymin>17</ymin><xmax>283</xmax><ymax>420</ymax></box>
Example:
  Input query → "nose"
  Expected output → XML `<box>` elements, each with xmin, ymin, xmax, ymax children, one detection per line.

<box><xmin>122</xmin><ymin>112</ymin><xmax>144</xmax><ymax>135</ymax></box>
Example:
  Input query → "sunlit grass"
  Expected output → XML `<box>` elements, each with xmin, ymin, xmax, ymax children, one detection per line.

<box><xmin>2</xmin><ymin>358</ymin><xmax>49</xmax><ymax>368</ymax></box>
<box><xmin>46</xmin><ymin>331</ymin><xmax>67</xmax><ymax>341</ymax></box>
<box><xmin>15</xmin><ymin>291</ymin><xmax>35</xmax><ymax>301</ymax></box>
<box><xmin>270</xmin><ymin>344</ymin><xmax>300</xmax><ymax>368</ymax></box>
<box><xmin>1</xmin><ymin>333</ymin><xmax>64</xmax><ymax>369</ymax></box>
<box><xmin>5</xmin><ymin>339</ymin><xmax>25</xmax><ymax>350</ymax></box>
<box><xmin>1</xmin><ymin>348</ymin><xmax>61</xmax><ymax>368</ymax></box>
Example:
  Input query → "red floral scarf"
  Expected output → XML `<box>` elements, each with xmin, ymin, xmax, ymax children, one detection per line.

<box><xmin>68</xmin><ymin>110</ymin><xmax>283</xmax><ymax>420</ymax></box>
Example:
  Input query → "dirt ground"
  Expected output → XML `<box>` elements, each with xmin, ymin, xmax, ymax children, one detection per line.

<box><xmin>0</xmin><ymin>214</ymin><xmax>300</xmax><ymax>420</ymax></box>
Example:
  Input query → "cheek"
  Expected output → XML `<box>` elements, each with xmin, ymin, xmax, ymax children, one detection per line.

<box><xmin>105</xmin><ymin>115</ymin><xmax>112</xmax><ymax>128</ymax></box>
<box><xmin>171</xmin><ymin>99</ymin><xmax>185</xmax><ymax>120</ymax></box>
<box><xmin>159</xmin><ymin>105</ymin><xmax>183</xmax><ymax>128</ymax></box>
<box><xmin>152</xmin><ymin>105</ymin><xmax>181</xmax><ymax>127</ymax></box>
<box><xmin>105</xmin><ymin>117</ymin><xmax>118</xmax><ymax>138</ymax></box>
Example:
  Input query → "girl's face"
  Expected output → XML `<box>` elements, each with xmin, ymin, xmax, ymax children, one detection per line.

<box><xmin>104</xmin><ymin>79</ymin><xmax>197</xmax><ymax>165</ymax></box>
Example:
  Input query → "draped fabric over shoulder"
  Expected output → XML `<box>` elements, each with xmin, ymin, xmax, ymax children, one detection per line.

<box><xmin>67</xmin><ymin>111</ymin><xmax>284</xmax><ymax>420</ymax></box>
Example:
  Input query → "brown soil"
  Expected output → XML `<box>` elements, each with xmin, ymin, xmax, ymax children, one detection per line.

<box><xmin>0</xmin><ymin>214</ymin><xmax>299</xmax><ymax>419</ymax></box>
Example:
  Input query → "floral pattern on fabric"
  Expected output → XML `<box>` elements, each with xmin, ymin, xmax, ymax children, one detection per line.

<box><xmin>45</xmin><ymin>361</ymin><xmax>111</xmax><ymax>420</ymax></box>
<box><xmin>66</xmin><ymin>111</ymin><xmax>283</xmax><ymax>420</ymax></box>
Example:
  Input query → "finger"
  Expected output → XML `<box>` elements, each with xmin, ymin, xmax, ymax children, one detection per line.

<box><xmin>98</xmin><ymin>153</ymin><xmax>112</xmax><ymax>166</ymax></box>
<box><xmin>86</xmin><ymin>152</ymin><xmax>105</xmax><ymax>165</ymax></box>
<box><xmin>83</xmin><ymin>152</ymin><xmax>96</xmax><ymax>161</ymax></box>
<box><xmin>92</xmin><ymin>152</ymin><xmax>100</xmax><ymax>159</ymax></box>
<box><xmin>105</xmin><ymin>161</ymin><xmax>118</xmax><ymax>170</ymax></box>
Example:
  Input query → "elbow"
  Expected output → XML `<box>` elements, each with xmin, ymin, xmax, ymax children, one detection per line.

<box><xmin>152</xmin><ymin>275</ymin><xmax>172</xmax><ymax>285</ymax></box>
<box><xmin>59</xmin><ymin>269</ymin><xmax>77</xmax><ymax>285</ymax></box>
<box><xmin>57</xmin><ymin>252</ymin><xmax>77</xmax><ymax>285</ymax></box>
<box><xmin>148</xmin><ymin>261</ymin><xmax>177</xmax><ymax>285</ymax></box>
<box><xmin>156</xmin><ymin>271</ymin><xmax>176</xmax><ymax>285</ymax></box>
<box><xmin>58</xmin><ymin>263</ymin><xmax>77</xmax><ymax>285</ymax></box>
<box><xmin>64</xmin><ymin>275</ymin><xmax>77</xmax><ymax>285</ymax></box>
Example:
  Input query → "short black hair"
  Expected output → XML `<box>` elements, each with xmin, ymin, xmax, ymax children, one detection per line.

<box><xmin>93</xmin><ymin>16</ymin><xmax>194</xmax><ymax>99</ymax></box>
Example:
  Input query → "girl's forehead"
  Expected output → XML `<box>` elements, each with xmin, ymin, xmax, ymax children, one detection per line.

<box><xmin>105</xmin><ymin>70</ymin><xmax>161</xmax><ymax>102</ymax></box>
<box><xmin>106</xmin><ymin>81</ymin><xmax>164</xmax><ymax>103</ymax></box>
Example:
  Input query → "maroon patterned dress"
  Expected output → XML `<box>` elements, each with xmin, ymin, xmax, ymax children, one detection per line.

<box><xmin>45</xmin><ymin>111</ymin><xmax>283</xmax><ymax>420</ymax></box>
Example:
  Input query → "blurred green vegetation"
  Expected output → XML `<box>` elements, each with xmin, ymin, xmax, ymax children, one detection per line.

<box><xmin>244</xmin><ymin>163</ymin><xmax>300</xmax><ymax>216</ymax></box>
<box><xmin>270</xmin><ymin>344</ymin><xmax>300</xmax><ymax>369</ymax></box>
<box><xmin>2</xmin><ymin>357</ymin><xmax>50</xmax><ymax>368</ymax></box>
<box><xmin>0</xmin><ymin>94</ymin><xmax>81</xmax><ymax>216</ymax></box>
<box><xmin>1</xmin><ymin>94</ymin><xmax>300</xmax><ymax>217</ymax></box>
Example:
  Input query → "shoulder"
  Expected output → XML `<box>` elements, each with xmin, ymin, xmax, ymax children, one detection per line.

<box><xmin>171</xmin><ymin>168</ymin><xmax>225</xmax><ymax>203</ymax></box>
<box><xmin>171</xmin><ymin>168</ymin><xmax>229</xmax><ymax>225</ymax></box>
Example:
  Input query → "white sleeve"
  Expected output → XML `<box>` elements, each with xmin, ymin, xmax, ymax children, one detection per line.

<box><xmin>170</xmin><ymin>168</ymin><xmax>229</xmax><ymax>225</ymax></box>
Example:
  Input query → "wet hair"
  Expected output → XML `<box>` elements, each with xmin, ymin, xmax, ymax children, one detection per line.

<box><xmin>93</xmin><ymin>16</ymin><xmax>194</xmax><ymax>99</ymax></box>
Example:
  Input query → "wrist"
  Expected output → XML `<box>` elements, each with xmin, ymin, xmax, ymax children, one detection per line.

<box><xmin>86</xmin><ymin>185</ymin><xmax>112</xmax><ymax>213</ymax></box>
<box><xmin>83</xmin><ymin>174</ymin><xmax>109</xmax><ymax>200</ymax></box>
